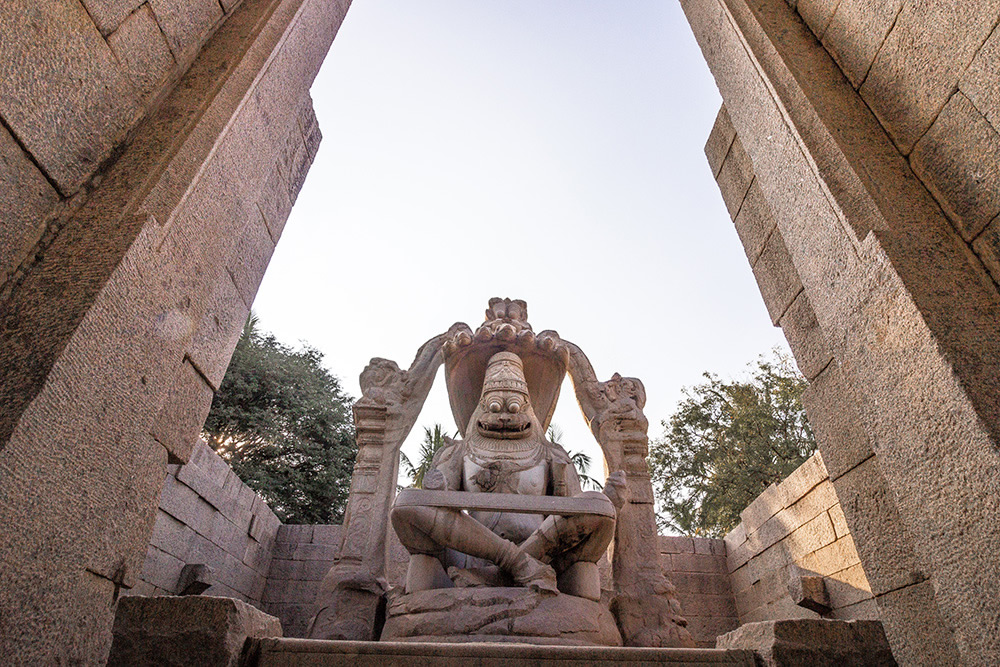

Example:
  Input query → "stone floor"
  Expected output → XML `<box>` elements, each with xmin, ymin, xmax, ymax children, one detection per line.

<box><xmin>247</xmin><ymin>638</ymin><xmax>756</xmax><ymax>666</ymax></box>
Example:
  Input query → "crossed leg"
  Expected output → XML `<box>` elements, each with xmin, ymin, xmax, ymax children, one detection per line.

<box><xmin>391</xmin><ymin>505</ymin><xmax>558</xmax><ymax>594</ymax></box>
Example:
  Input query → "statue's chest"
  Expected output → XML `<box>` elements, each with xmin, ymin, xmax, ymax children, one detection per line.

<box><xmin>463</xmin><ymin>456</ymin><xmax>547</xmax><ymax>495</ymax></box>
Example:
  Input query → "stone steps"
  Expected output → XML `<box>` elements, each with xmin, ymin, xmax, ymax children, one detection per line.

<box><xmin>247</xmin><ymin>638</ymin><xmax>756</xmax><ymax>667</ymax></box>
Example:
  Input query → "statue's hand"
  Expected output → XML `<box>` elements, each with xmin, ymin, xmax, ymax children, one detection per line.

<box><xmin>603</xmin><ymin>471</ymin><xmax>629</xmax><ymax>509</ymax></box>
<box><xmin>423</xmin><ymin>468</ymin><xmax>447</xmax><ymax>491</ymax></box>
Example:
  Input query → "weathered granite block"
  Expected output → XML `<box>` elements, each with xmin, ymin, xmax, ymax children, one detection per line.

<box><xmin>150</xmin><ymin>359</ymin><xmax>215</xmax><ymax>464</ymax></box>
<box><xmin>705</xmin><ymin>105</ymin><xmax>736</xmax><ymax>177</ymax></box>
<box><xmin>0</xmin><ymin>124</ymin><xmax>60</xmax><ymax>287</ymax></box>
<box><xmin>108</xmin><ymin>596</ymin><xmax>281</xmax><ymax>666</ymax></box>
<box><xmin>257</xmin><ymin>165</ymin><xmax>293</xmax><ymax>242</ymax></box>
<box><xmin>139</xmin><ymin>546</ymin><xmax>186</xmax><ymax>592</ymax></box>
<box><xmin>797</xmin><ymin>535</ymin><xmax>861</xmax><ymax>577</ymax></box>
<box><xmin>692</xmin><ymin>538</ymin><xmax>726</xmax><ymax>557</ymax></box>
<box><xmin>150</xmin><ymin>510</ymin><xmax>196</xmax><ymax>561</ymax></box>
<box><xmin>787</xmin><ymin>567</ymin><xmax>831</xmax><ymax>614</ymax></box>
<box><xmin>749</xmin><ymin>228</ymin><xmax>803</xmax><ymax>324</ymax></box>
<box><xmin>972</xmin><ymin>216</ymin><xmax>1000</xmax><ymax>286</ymax></box>
<box><xmin>778</xmin><ymin>292</ymin><xmax>831</xmax><ymax>381</ymax></box>
<box><xmin>910</xmin><ymin>92</ymin><xmax>1000</xmax><ymax>240</ymax></box>
<box><xmin>80</xmin><ymin>0</ymin><xmax>145</xmax><ymax>35</ymax></box>
<box><xmin>149</xmin><ymin>0</ymin><xmax>223</xmax><ymax>61</ymax></box>
<box><xmin>716</xmin><ymin>619</ymin><xmax>895</xmax><ymax>665</ymax></box>
<box><xmin>829</xmin><ymin>457</ymin><xmax>923</xmax><ymax>597</ymax></box>
<box><xmin>670</xmin><ymin>553</ymin><xmax>727</xmax><ymax>574</ymax></box>
<box><xmin>859</xmin><ymin>0</ymin><xmax>1000</xmax><ymax>153</ymax></box>
<box><xmin>188</xmin><ymin>269</ymin><xmax>249</xmax><ymax>390</ymax></box>
<box><xmin>739</xmin><ymin>483</ymin><xmax>784</xmax><ymax>536</ymax></box>
<box><xmin>875</xmin><ymin>581</ymin><xmax>961</xmax><ymax>665</ymax></box>
<box><xmin>659</xmin><ymin>535</ymin><xmax>695</xmax><ymax>554</ymax></box>
<box><xmin>800</xmin><ymin>362</ymin><xmax>872</xmax><ymax>480</ymax></box>
<box><xmin>715</xmin><ymin>137</ymin><xmax>754</xmax><ymax>219</ymax></box>
<box><xmin>733</xmin><ymin>181</ymin><xmax>778</xmax><ymax>266</ymax></box>
<box><xmin>227</xmin><ymin>210</ymin><xmax>276</xmax><ymax>308</ymax></box>
<box><xmin>1</xmin><ymin>0</ymin><xmax>143</xmax><ymax>193</ymax></box>
<box><xmin>106</xmin><ymin>4</ymin><xmax>176</xmax><ymax>100</ymax></box>
<box><xmin>960</xmin><ymin>25</ymin><xmax>1000</xmax><ymax>132</ymax></box>
<box><xmin>796</xmin><ymin>0</ymin><xmax>838</xmax><ymax>39</ymax></box>
<box><xmin>821</xmin><ymin>0</ymin><xmax>903</xmax><ymax>88</ymax></box>
<box><xmin>178</xmin><ymin>563</ymin><xmax>215</xmax><ymax>595</ymax></box>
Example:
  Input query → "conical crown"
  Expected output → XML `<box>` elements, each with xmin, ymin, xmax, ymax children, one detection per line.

<box><xmin>482</xmin><ymin>351</ymin><xmax>529</xmax><ymax>396</ymax></box>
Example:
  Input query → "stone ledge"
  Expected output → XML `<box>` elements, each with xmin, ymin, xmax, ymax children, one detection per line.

<box><xmin>108</xmin><ymin>596</ymin><xmax>282</xmax><ymax>667</ymax></box>
<box><xmin>716</xmin><ymin>619</ymin><xmax>895</xmax><ymax>666</ymax></box>
<box><xmin>249</xmin><ymin>638</ymin><xmax>756</xmax><ymax>666</ymax></box>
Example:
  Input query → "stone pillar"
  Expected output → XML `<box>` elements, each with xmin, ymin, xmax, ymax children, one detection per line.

<box><xmin>308</xmin><ymin>403</ymin><xmax>394</xmax><ymax>640</ymax></box>
<box><xmin>0</xmin><ymin>0</ymin><xmax>351</xmax><ymax>662</ymax></box>
<box><xmin>566</xmin><ymin>346</ymin><xmax>694</xmax><ymax>648</ymax></box>
<box><xmin>682</xmin><ymin>0</ymin><xmax>1000</xmax><ymax>663</ymax></box>
<box><xmin>309</xmin><ymin>334</ymin><xmax>448</xmax><ymax>640</ymax></box>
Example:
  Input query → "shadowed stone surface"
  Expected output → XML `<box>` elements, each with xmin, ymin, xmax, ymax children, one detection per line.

<box><xmin>108</xmin><ymin>596</ymin><xmax>281</xmax><ymax>666</ymax></box>
<box><xmin>250</xmin><ymin>638</ymin><xmax>756</xmax><ymax>666</ymax></box>
<box><xmin>382</xmin><ymin>587</ymin><xmax>623</xmax><ymax>647</ymax></box>
<box><xmin>717</xmin><ymin>619</ymin><xmax>895</xmax><ymax>666</ymax></box>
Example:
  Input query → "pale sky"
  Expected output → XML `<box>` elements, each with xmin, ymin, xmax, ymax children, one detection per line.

<box><xmin>252</xmin><ymin>0</ymin><xmax>788</xmax><ymax>479</ymax></box>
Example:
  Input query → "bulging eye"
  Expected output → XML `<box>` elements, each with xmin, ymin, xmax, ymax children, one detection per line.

<box><xmin>489</xmin><ymin>400</ymin><xmax>502</xmax><ymax>413</ymax></box>
<box><xmin>507</xmin><ymin>400</ymin><xmax>521</xmax><ymax>414</ymax></box>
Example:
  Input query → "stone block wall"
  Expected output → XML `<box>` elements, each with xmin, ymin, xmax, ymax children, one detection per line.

<box><xmin>723</xmin><ymin>453</ymin><xmax>876</xmax><ymax>624</ymax></box>
<box><xmin>696</xmin><ymin>70</ymin><xmax>980</xmax><ymax>661</ymax></box>
<box><xmin>125</xmin><ymin>440</ymin><xmax>281</xmax><ymax>602</ymax></box>
<box><xmin>126</xmin><ymin>439</ymin><xmax>344</xmax><ymax>638</ymax></box>
<box><xmin>1</xmin><ymin>0</ymin><xmax>241</xmax><ymax>293</ymax></box>
<box><xmin>1</xmin><ymin>0</ymin><xmax>348</xmax><ymax>659</ymax></box>
<box><xmin>785</xmin><ymin>0</ymin><xmax>1000</xmax><ymax>296</ymax></box>
<box><xmin>262</xmin><ymin>524</ymin><xmax>342</xmax><ymax>637</ymax></box>
<box><xmin>659</xmin><ymin>536</ymin><xmax>738</xmax><ymax>648</ymax></box>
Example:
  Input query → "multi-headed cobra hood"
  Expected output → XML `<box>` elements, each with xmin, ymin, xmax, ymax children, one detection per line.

<box><xmin>443</xmin><ymin>298</ymin><xmax>568</xmax><ymax>438</ymax></box>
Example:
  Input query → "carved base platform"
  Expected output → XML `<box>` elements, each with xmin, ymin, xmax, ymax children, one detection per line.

<box><xmin>380</xmin><ymin>587</ymin><xmax>623</xmax><ymax>647</ymax></box>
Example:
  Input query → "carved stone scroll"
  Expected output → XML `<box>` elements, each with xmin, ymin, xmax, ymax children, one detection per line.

<box><xmin>566</xmin><ymin>342</ymin><xmax>695</xmax><ymax>648</ymax></box>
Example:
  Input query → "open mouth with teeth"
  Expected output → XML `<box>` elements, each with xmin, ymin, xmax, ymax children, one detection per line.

<box><xmin>477</xmin><ymin>415</ymin><xmax>532</xmax><ymax>439</ymax></box>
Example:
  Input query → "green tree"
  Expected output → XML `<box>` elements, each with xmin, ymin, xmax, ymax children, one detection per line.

<box><xmin>547</xmin><ymin>425</ymin><xmax>603</xmax><ymax>491</ymax></box>
<box><xmin>400</xmin><ymin>423</ymin><xmax>454</xmax><ymax>488</ymax></box>
<box><xmin>203</xmin><ymin>315</ymin><xmax>357</xmax><ymax>524</ymax></box>
<box><xmin>648</xmin><ymin>351</ymin><xmax>816</xmax><ymax>538</ymax></box>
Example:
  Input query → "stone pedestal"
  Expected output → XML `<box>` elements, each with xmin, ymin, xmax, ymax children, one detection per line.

<box><xmin>716</xmin><ymin>620</ymin><xmax>896</xmax><ymax>666</ymax></box>
<box><xmin>380</xmin><ymin>588</ymin><xmax>623</xmax><ymax>647</ymax></box>
<box><xmin>107</xmin><ymin>596</ymin><xmax>282</xmax><ymax>667</ymax></box>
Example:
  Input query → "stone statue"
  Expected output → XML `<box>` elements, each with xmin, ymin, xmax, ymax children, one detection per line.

<box><xmin>313</xmin><ymin>298</ymin><xmax>693</xmax><ymax>647</ymax></box>
<box><xmin>391</xmin><ymin>350</ymin><xmax>627</xmax><ymax>600</ymax></box>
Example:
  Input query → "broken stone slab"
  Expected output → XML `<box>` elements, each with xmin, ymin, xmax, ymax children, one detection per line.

<box><xmin>786</xmin><ymin>566</ymin><xmax>831</xmax><ymax>615</ymax></box>
<box><xmin>716</xmin><ymin>619</ymin><xmax>896</xmax><ymax>666</ymax></box>
<box><xmin>108</xmin><ymin>595</ymin><xmax>281</xmax><ymax>666</ymax></box>
<box><xmin>178</xmin><ymin>563</ymin><xmax>215</xmax><ymax>595</ymax></box>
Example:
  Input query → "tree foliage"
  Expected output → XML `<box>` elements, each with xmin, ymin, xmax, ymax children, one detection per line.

<box><xmin>648</xmin><ymin>351</ymin><xmax>816</xmax><ymax>538</ymax></box>
<box><xmin>203</xmin><ymin>315</ymin><xmax>357</xmax><ymax>524</ymax></box>
<box><xmin>547</xmin><ymin>425</ymin><xmax>603</xmax><ymax>491</ymax></box>
<box><xmin>400</xmin><ymin>423</ymin><xmax>455</xmax><ymax>489</ymax></box>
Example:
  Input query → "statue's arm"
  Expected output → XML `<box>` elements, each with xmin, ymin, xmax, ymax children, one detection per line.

<box><xmin>548</xmin><ymin>446</ymin><xmax>583</xmax><ymax>497</ymax></box>
<box><xmin>423</xmin><ymin>436</ymin><xmax>464</xmax><ymax>491</ymax></box>
<box><xmin>564</xmin><ymin>342</ymin><xmax>605</xmax><ymax>431</ymax></box>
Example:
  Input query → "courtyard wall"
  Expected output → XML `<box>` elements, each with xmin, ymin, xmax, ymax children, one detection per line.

<box><xmin>130</xmin><ymin>441</ymin><xmax>876</xmax><ymax>647</ymax></box>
